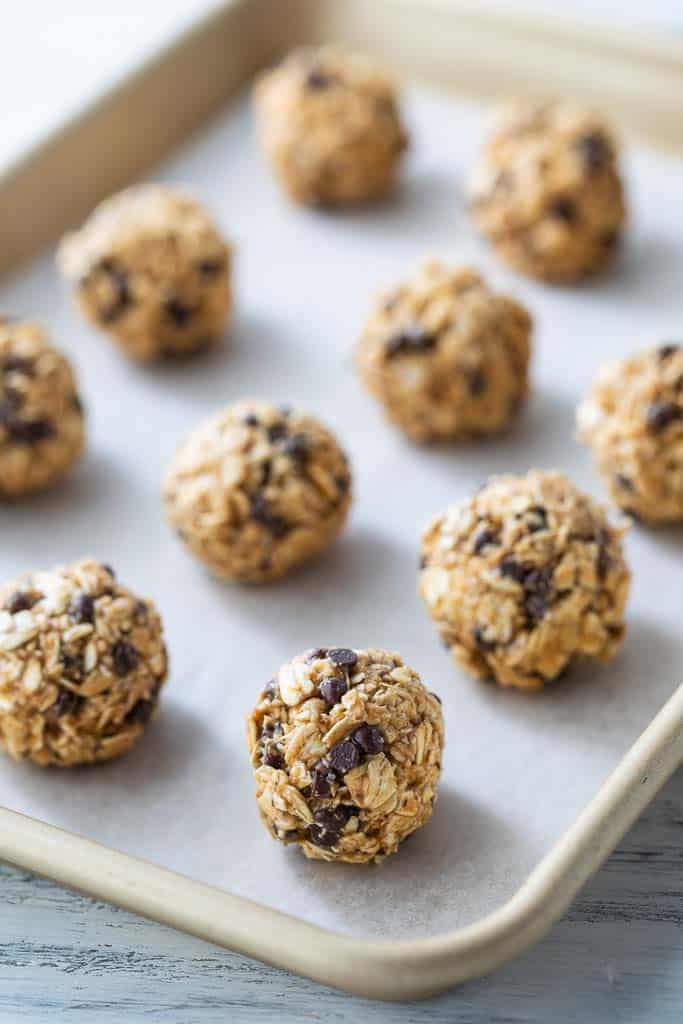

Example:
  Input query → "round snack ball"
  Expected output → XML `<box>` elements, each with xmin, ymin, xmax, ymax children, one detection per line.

<box><xmin>419</xmin><ymin>471</ymin><xmax>630</xmax><ymax>691</ymax></box>
<box><xmin>578</xmin><ymin>344</ymin><xmax>683</xmax><ymax>524</ymax></box>
<box><xmin>57</xmin><ymin>185</ymin><xmax>231</xmax><ymax>361</ymax></box>
<box><xmin>0</xmin><ymin>319</ymin><xmax>85</xmax><ymax>498</ymax></box>
<box><xmin>467</xmin><ymin>100</ymin><xmax>626</xmax><ymax>282</ymax></box>
<box><xmin>163</xmin><ymin>400</ymin><xmax>352</xmax><ymax>583</ymax></box>
<box><xmin>247</xmin><ymin>647</ymin><xmax>444</xmax><ymax>863</ymax></box>
<box><xmin>253</xmin><ymin>46</ymin><xmax>407</xmax><ymax>207</ymax></box>
<box><xmin>355</xmin><ymin>262</ymin><xmax>532</xmax><ymax>442</ymax></box>
<box><xmin>0</xmin><ymin>559</ymin><xmax>168</xmax><ymax>766</ymax></box>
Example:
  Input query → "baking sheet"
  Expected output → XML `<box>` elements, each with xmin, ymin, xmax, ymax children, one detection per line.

<box><xmin>1</xmin><ymin>88</ymin><xmax>681</xmax><ymax>940</ymax></box>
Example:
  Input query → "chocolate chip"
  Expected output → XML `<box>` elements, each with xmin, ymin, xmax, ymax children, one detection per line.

<box><xmin>499</xmin><ymin>557</ymin><xmax>528</xmax><ymax>583</ymax></box>
<box><xmin>163</xmin><ymin>297</ymin><xmax>193</xmax><ymax>327</ymax></box>
<box><xmin>549</xmin><ymin>196</ymin><xmax>576</xmax><ymax>222</ymax></box>
<box><xmin>197</xmin><ymin>258</ymin><xmax>225</xmax><ymax>278</ymax></box>
<box><xmin>595</xmin><ymin>527</ymin><xmax>611</xmax><ymax>580</ymax></box>
<box><xmin>658</xmin><ymin>344</ymin><xmax>680</xmax><ymax>362</ymax></box>
<box><xmin>306</xmin><ymin>68</ymin><xmax>334</xmax><ymax>90</ymax></box>
<box><xmin>306</xmin><ymin>648</ymin><xmax>328</xmax><ymax>662</ymax></box>
<box><xmin>309</xmin><ymin>764</ymin><xmax>336</xmax><ymax>798</ymax></box>
<box><xmin>385</xmin><ymin>322</ymin><xmax>436</xmax><ymax>358</ymax></box>
<box><xmin>266</xmin><ymin>422</ymin><xmax>288</xmax><ymax>443</ymax></box>
<box><xmin>522</xmin><ymin>567</ymin><xmax>554</xmax><ymax>623</ymax></box>
<box><xmin>259</xmin><ymin>460</ymin><xmax>272</xmax><ymax>487</ymax></box>
<box><xmin>261</xmin><ymin>740</ymin><xmax>284</xmax><ymax>769</ymax></box>
<box><xmin>60</xmin><ymin>651</ymin><xmax>83</xmax><ymax>680</ymax></box>
<box><xmin>647</xmin><ymin>400</ymin><xmax>681</xmax><ymax>433</ymax></box>
<box><xmin>53</xmin><ymin>689</ymin><xmax>84</xmax><ymax>717</ymax></box>
<box><xmin>101</xmin><ymin>564</ymin><xmax>116</xmax><ymax>578</ymax></box>
<box><xmin>525</xmin><ymin>505</ymin><xmax>548</xmax><ymax>533</ymax></box>
<box><xmin>575</xmin><ymin>133</ymin><xmax>608</xmax><ymax>172</ymax></box>
<box><xmin>282</xmin><ymin>433</ymin><xmax>309</xmax><ymax>464</ymax></box>
<box><xmin>473</xmin><ymin>626</ymin><xmax>496</xmax><ymax>652</ymax></box>
<box><xmin>308</xmin><ymin>807</ymin><xmax>348</xmax><ymax>848</ymax></box>
<box><xmin>111</xmin><ymin>640</ymin><xmax>140</xmax><ymax>677</ymax></box>
<box><xmin>328</xmin><ymin>648</ymin><xmax>357</xmax><ymax>668</ymax></box>
<box><xmin>1</xmin><ymin>413</ymin><xmax>54</xmax><ymax>444</ymax></box>
<box><xmin>2</xmin><ymin>355</ymin><xmax>34</xmax><ymax>375</ymax></box>
<box><xmin>243</xmin><ymin>413</ymin><xmax>260</xmax><ymax>427</ymax></box>
<box><xmin>263</xmin><ymin>678</ymin><xmax>278</xmax><ymax>700</ymax></box>
<box><xmin>615</xmin><ymin>473</ymin><xmax>633</xmax><ymax>492</ymax></box>
<box><xmin>473</xmin><ymin>527</ymin><xmax>498</xmax><ymax>554</ymax></box>
<box><xmin>351</xmin><ymin>724</ymin><xmax>384</xmax><ymax>755</ymax></box>
<box><xmin>250</xmin><ymin>494</ymin><xmax>287</xmax><ymax>538</ymax></box>
<box><xmin>70</xmin><ymin>592</ymin><xmax>95</xmax><ymax>624</ymax></box>
<box><xmin>319</xmin><ymin>675</ymin><xmax>348</xmax><ymax>707</ymax></box>
<box><xmin>327</xmin><ymin>738</ymin><xmax>360</xmax><ymax>774</ymax></box>
<box><xmin>465</xmin><ymin>368</ymin><xmax>486</xmax><ymax>396</ymax></box>
<box><xmin>93</xmin><ymin>260</ymin><xmax>131</xmax><ymax>323</ymax></box>
<box><xmin>125</xmin><ymin>697</ymin><xmax>156</xmax><ymax>727</ymax></box>
<box><xmin>135</xmin><ymin>600</ymin><xmax>149</xmax><ymax>622</ymax></box>
<box><xmin>5</xmin><ymin>590</ymin><xmax>37</xmax><ymax>614</ymax></box>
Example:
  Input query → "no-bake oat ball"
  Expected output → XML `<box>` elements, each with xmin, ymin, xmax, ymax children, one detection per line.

<box><xmin>419</xmin><ymin>471</ymin><xmax>630</xmax><ymax>690</ymax></box>
<box><xmin>247</xmin><ymin>647</ymin><xmax>444</xmax><ymax>863</ymax></box>
<box><xmin>253</xmin><ymin>46</ymin><xmax>407</xmax><ymax>207</ymax></box>
<box><xmin>163</xmin><ymin>400</ymin><xmax>351</xmax><ymax>583</ymax></box>
<box><xmin>57</xmin><ymin>185</ymin><xmax>231</xmax><ymax>361</ymax></box>
<box><xmin>578</xmin><ymin>344</ymin><xmax>683</xmax><ymax>524</ymax></box>
<box><xmin>355</xmin><ymin>262</ymin><xmax>532</xmax><ymax>442</ymax></box>
<box><xmin>0</xmin><ymin>319</ymin><xmax>85</xmax><ymax>498</ymax></box>
<box><xmin>467</xmin><ymin>100</ymin><xmax>626</xmax><ymax>282</ymax></box>
<box><xmin>0</xmin><ymin>559</ymin><xmax>168</xmax><ymax>766</ymax></box>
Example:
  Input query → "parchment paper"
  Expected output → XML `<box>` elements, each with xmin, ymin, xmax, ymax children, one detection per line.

<box><xmin>1</xmin><ymin>90</ymin><xmax>681</xmax><ymax>939</ymax></box>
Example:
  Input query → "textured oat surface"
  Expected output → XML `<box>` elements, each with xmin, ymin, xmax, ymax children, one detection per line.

<box><xmin>0</xmin><ymin>319</ymin><xmax>84</xmax><ymax>498</ymax></box>
<box><xmin>247</xmin><ymin>647</ymin><xmax>444</xmax><ymax>864</ymax></box>
<box><xmin>578</xmin><ymin>344</ymin><xmax>683</xmax><ymax>524</ymax></box>
<box><xmin>356</xmin><ymin>261</ymin><xmax>532</xmax><ymax>442</ymax></box>
<box><xmin>0</xmin><ymin>558</ymin><xmax>167</xmax><ymax>766</ymax></box>
<box><xmin>163</xmin><ymin>400</ymin><xmax>352</xmax><ymax>582</ymax></box>
<box><xmin>468</xmin><ymin>100</ymin><xmax>626</xmax><ymax>282</ymax></box>
<box><xmin>254</xmin><ymin>47</ymin><xmax>407</xmax><ymax>207</ymax></box>
<box><xmin>57</xmin><ymin>185</ymin><xmax>231</xmax><ymax>361</ymax></box>
<box><xmin>420</xmin><ymin>471</ymin><xmax>631</xmax><ymax>690</ymax></box>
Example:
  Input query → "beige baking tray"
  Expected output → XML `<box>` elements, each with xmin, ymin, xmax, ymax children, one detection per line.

<box><xmin>0</xmin><ymin>0</ymin><xmax>682</xmax><ymax>1001</ymax></box>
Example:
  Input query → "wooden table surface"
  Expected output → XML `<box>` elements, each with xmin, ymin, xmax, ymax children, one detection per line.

<box><xmin>0</xmin><ymin>767</ymin><xmax>680</xmax><ymax>1023</ymax></box>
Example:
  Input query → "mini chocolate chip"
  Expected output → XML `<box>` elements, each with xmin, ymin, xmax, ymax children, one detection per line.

<box><xmin>658</xmin><ymin>344</ymin><xmax>680</xmax><ymax>362</ymax></box>
<box><xmin>499</xmin><ymin>557</ymin><xmax>528</xmax><ymax>583</ymax></box>
<box><xmin>197</xmin><ymin>258</ymin><xmax>225</xmax><ymax>277</ymax></box>
<box><xmin>473</xmin><ymin>626</ymin><xmax>496</xmax><ymax>652</ymax></box>
<box><xmin>164</xmin><ymin>297</ymin><xmax>193</xmax><ymax>327</ymax></box>
<box><xmin>5</xmin><ymin>590</ymin><xmax>37</xmax><ymax>614</ymax></box>
<box><xmin>647</xmin><ymin>400</ymin><xmax>681</xmax><ymax>433</ymax></box>
<box><xmin>125</xmin><ymin>697</ymin><xmax>157</xmax><ymax>727</ymax></box>
<box><xmin>473</xmin><ymin>527</ymin><xmax>498</xmax><ymax>554</ymax></box>
<box><xmin>351</xmin><ymin>724</ymin><xmax>384</xmax><ymax>755</ymax></box>
<box><xmin>328</xmin><ymin>648</ymin><xmax>358</xmax><ymax>668</ymax></box>
<box><xmin>595</xmin><ymin>527</ymin><xmax>611</xmax><ymax>580</ymax></box>
<box><xmin>261</xmin><ymin>740</ymin><xmax>284</xmax><ymax>769</ymax></box>
<box><xmin>523</xmin><ymin>567</ymin><xmax>554</xmax><ymax>623</ymax></box>
<box><xmin>259</xmin><ymin>459</ymin><xmax>272</xmax><ymax>487</ymax></box>
<box><xmin>525</xmin><ymin>505</ymin><xmax>548</xmax><ymax>532</ymax></box>
<box><xmin>308</xmin><ymin>807</ymin><xmax>348</xmax><ymax>848</ymax></box>
<box><xmin>306</xmin><ymin>68</ymin><xmax>334</xmax><ymax>90</ymax></box>
<box><xmin>244</xmin><ymin>413</ymin><xmax>260</xmax><ymax>427</ymax></box>
<box><xmin>101</xmin><ymin>564</ymin><xmax>116</xmax><ymax>578</ymax></box>
<box><xmin>53</xmin><ymin>689</ymin><xmax>84</xmax><ymax>717</ymax></box>
<box><xmin>282</xmin><ymin>433</ymin><xmax>309</xmax><ymax>464</ymax></box>
<box><xmin>264</xmin><ymin>678</ymin><xmax>278</xmax><ymax>700</ymax></box>
<box><xmin>111</xmin><ymin>640</ymin><xmax>140</xmax><ymax>677</ymax></box>
<box><xmin>250</xmin><ymin>494</ymin><xmax>287</xmax><ymax>538</ymax></box>
<box><xmin>310</xmin><ymin>764</ymin><xmax>336</xmax><ymax>798</ymax></box>
<box><xmin>549</xmin><ymin>196</ymin><xmax>576</xmax><ymax>222</ymax></box>
<box><xmin>94</xmin><ymin>260</ymin><xmax>130</xmax><ymax>323</ymax></box>
<box><xmin>319</xmin><ymin>675</ymin><xmax>348</xmax><ymax>707</ymax></box>
<box><xmin>327</xmin><ymin>738</ymin><xmax>360</xmax><ymax>774</ymax></box>
<box><xmin>135</xmin><ymin>600</ymin><xmax>149</xmax><ymax>622</ymax></box>
<box><xmin>60</xmin><ymin>651</ymin><xmax>83</xmax><ymax>680</ymax></box>
<box><xmin>70</xmin><ymin>592</ymin><xmax>95</xmax><ymax>624</ymax></box>
<box><xmin>385</xmin><ymin>321</ymin><xmax>436</xmax><ymax>358</ymax></box>
<box><xmin>2</xmin><ymin>414</ymin><xmax>54</xmax><ymax>443</ymax></box>
<box><xmin>306</xmin><ymin>648</ymin><xmax>328</xmax><ymax>662</ymax></box>
<box><xmin>2</xmin><ymin>355</ymin><xmax>34</xmax><ymax>375</ymax></box>
<box><xmin>575</xmin><ymin>133</ymin><xmax>608</xmax><ymax>172</ymax></box>
<box><xmin>267</xmin><ymin>422</ymin><xmax>288</xmax><ymax>443</ymax></box>
<box><xmin>615</xmin><ymin>473</ymin><xmax>633</xmax><ymax>492</ymax></box>
<box><xmin>465</xmin><ymin>368</ymin><xmax>486</xmax><ymax>396</ymax></box>
<box><xmin>335</xmin><ymin>473</ymin><xmax>350</xmax><ymax>493</ymax></box>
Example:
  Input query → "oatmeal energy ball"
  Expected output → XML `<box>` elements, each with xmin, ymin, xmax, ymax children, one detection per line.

<box><xmin>578</xmin><ymin>344</ymin><xmax>683</xmax><ymax>524</ymax></box>
<box><xmin>163</xmin><ymin>400</ymin><xmax>351</xmax><ymax>583</ymax></box>
<box><xmin>0</xmin><ymin>319</ymin><xmax>85</xmax><ymax>498</ymax></box>
<box><xmin>468</xmin><ymin>100</ymin><xmax>626</xmax><ymax>282</ymax></box>
<box><xmin>0</xmin><ymin>559</ymin><xmax>168</xmax><ymax>766</ymax></box>
<box><xmin>247</xmin><ymin>647</ymin><xmax>444</xmax><ymax>863</ymax></box>
<box><xmin>419</xmin><ymin>471</ymin><xmax>630</xmax><ymax>690</ymax></box>
<box><xmin>254</xmin><ymin>47</ymin><xmax>407</xmax><ymax>207</ymax></box>
<box><xmin>356</xmin><ymin>262</ymin><xmax>532</xmax><ymax>442</ymax></box>
<box><xmin>57</xmin><ymin>185</ymin><xmax>231</xmax><ymax>361</ymax></box>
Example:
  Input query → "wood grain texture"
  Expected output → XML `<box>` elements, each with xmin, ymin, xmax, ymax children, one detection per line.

<box><xmin>0</xmin><ymin>768</ymin><xmax>681</xmax><ymax>1023</ymax></box>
